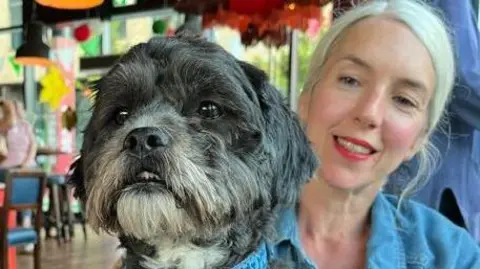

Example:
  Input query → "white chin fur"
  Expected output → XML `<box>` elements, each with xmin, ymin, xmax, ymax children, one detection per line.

<box><xmin>116</xmin><ymin>189</ymin><xmax>192</xmax><ymax>239</ymax></box>
<box><xmin>140</xmin><ymin>238</ymin><xmax>228</xmax><ymax>269</ymax></box>
<box><xmin>117</xmin><ymin>189</ymin><xmax>229</xmax><ymax>269</ymax></box>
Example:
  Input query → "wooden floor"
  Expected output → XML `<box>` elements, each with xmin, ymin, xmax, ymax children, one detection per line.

<box><xmin>17</xmin><ymin>226</ymin><xmax>122</xmax><ymax>269</ymax></box>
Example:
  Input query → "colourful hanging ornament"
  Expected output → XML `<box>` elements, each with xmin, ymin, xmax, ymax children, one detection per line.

<box><xmin>39</xmin><ymin>66</ymin><xmax>71</xmax><ymax>110</ymax></box>
<box><xmin>61</xmin><ymin>106</ymin><xmax>77</xmax><ymax>131</ymax></box>
<box><xmin>229</xmin><ymin>0</ymin><xmax>283</xmax><ymax>16</ymax></box>
<box><xmin>152</xmin><ymin>20</ymin><xmax>168</xmax><ymax>35</ymax></box>
<box><xmin>74</xmin><ymin>24</ymin><xmax>91</xmax><ymax>42</ymax></box>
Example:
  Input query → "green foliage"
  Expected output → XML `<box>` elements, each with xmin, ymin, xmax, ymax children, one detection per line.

<box><xmin>111</xmin><ymin>20</ymin><xmax>129</xmax><ymax>54</ymax></box>
<box><xmin>250</xmin><ymin>28</ymin><xmax>327</xmax><ymax>97</ymax></box>
<box><xmin>113</xmin><ymin>0</ymin><xmax>136</xmax><ymax>7</ymax></box>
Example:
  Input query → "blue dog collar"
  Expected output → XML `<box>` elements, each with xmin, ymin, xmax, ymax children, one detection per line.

<box><xmin>121</xmin><ymin>241</ymin><xmax>269</xmax><ymax>269</ymax></box>
<box><xmin>232</xmin><ymin>241</ymin><xmax>269</xmax><ymax>269</ymax></box>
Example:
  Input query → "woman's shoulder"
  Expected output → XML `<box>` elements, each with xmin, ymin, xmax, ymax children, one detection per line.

<box><xmin>381</xmin><ymin>193</ymin><xmax>468</xmax><ymax>232</ymax></box>
<box><xmin>378</xmin><ymin>193</ymin><xmax>480</xmax><ymax>268</ymax></box>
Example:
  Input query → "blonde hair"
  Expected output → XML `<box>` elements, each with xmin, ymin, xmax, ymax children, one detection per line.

<box><xmin>302</xmin><ymin>0</ymin><xmax>455</xmax><ymax>199</ymax></box>
<box><xmin>0</xmin><ymin>99</ymin><xmax>17</xmax><ymax>130</ymax></box>
<box><xmin>13</xmin><ymin>100</ymin><xmax>26</xmax><ymax>120</ymax></box>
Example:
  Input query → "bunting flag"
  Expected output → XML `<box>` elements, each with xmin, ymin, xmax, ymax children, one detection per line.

<box><xmin>7</xmin><ymin>55</ymin><xmax>22</xmax><ymax>76</ymax></box>
<box><xmin>80</xmin><ymin>34</ymin><xmax>101</xmax><ymax>57</ymax></box>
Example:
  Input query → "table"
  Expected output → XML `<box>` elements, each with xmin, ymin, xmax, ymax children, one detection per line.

<box><xmin>36</xmin><ymin>147</ymin><xmax>68</xmax><ymax>156</ymax></box>
<box><xmin>0</xmin><ymin>183</ymin><xmax>17</xmax><ymax>269</ymax></box>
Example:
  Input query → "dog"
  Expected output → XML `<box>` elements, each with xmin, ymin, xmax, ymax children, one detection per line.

<box><xmin>68</xmin><ymin>33</ymin><xmax>317</xmax><ymax>269</ymax></box>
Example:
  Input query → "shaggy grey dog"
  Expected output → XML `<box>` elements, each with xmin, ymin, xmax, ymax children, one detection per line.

<box><xmin>69</xmin><ymin>34</ymin><xmax>317</xmax><ymax>269</ymax></box>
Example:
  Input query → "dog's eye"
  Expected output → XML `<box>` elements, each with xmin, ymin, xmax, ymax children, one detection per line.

<box><xmin>115</xmin><ymin>109</ymin><xmax>129</xmax><ymax>125</ymax></box>
<box><xmin>198</xmin><ymin>101</ymin><xmax>222</xmax><ymax>119</ymax></box>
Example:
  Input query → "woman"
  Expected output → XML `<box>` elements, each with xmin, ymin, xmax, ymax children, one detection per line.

<box><xmin>0</xmin><ymin>99</ymin><xmax>37</xmax><ymax>253</ymax></box>
<box><xmin>0</xmin><ymin>100</ymin><xmax>16</xmax><ymax>163</ymax></box>
<box><xmin>272</xmin><ymin>0</ymin><xmax>480</xmax><ymax>268</ymax></box>
<box><xmin>0</xmin><ymin>99</ymin><xmax>37</xmax><ymax>169</ymax></box>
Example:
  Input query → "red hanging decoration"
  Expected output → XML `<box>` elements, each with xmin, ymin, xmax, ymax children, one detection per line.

<box><xmin>228</xmin><ymin>0</ymin><xmax>283</xmax><ymax>16</ymax></box>
<box><xmin>203</xmin><ymin>3</ymin><xmax>324</xmax><ymax>47</ymax></box>
<box><xmin>74</xmin><ymin>24</ymin><xmax>91</xmax><ymax>42</ymax></box>
<box><xmin>174</xmin><ymin>0</ymin><xmax>222</xmax><ymax>14</ymax></box>
<box><xmin>174</xmin><ymin>0</ymin><xmax>329</xmax><ymax>47</ymax></box>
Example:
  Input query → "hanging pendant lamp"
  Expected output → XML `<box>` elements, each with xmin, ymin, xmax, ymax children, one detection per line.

<box><xmin>35</xmin><ymin>0</ymin><xmax>104</xmax><ymax>10</ymax></box>
<box><xmin>15</xmin><ymin>21</ymin><xmax>52</xmax><ymax>67</ymax></box>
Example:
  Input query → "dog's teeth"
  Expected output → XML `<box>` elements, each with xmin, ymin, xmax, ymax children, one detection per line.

<box><xmin>138</xmin><ymin>171</ymin><xmax>151</xmax><ymax>178</ymax></box>
<box><xmin>137</xmin><ymin>171</ymin><xmax>160</xmax><ymax>180</ymax></box>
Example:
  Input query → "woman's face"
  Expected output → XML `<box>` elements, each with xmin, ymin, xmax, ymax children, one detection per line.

<box><xmin>302</xmin><ymin>17</ymin><xmax>435</xmax><ymax>190</ymax></box>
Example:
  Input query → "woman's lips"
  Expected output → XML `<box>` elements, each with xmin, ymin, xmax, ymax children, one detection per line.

<box><xmin>333</xmin><ymin>135</ymin><xmax>378</xmax><ymax>161</ymax></box>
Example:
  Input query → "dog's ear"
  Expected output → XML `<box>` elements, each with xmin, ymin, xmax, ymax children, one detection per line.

<box><xmin>174</xmin><ymin>14</ymin><xmax>203</xmax><ymax>38</ymax></box>
<box><xmin>67</xmin><ymin>154</ymin><xmax>87</xmax><ymax>202</ymax></box>
<box><xmin>174</xmin><ymin>28</ymin><xmax>202</xmax><ymax>39</ymax></box>
<box><xmin>174</xmin><ymin>29</ymin><xmax>206</xmax><ymax>44</ymax></box>
<box><xmin>238</xmin><ymin>61</ymin><xmax>318</xmax><ymax>206</ymax></box>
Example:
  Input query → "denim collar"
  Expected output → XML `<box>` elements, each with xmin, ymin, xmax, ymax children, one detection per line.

<box><xmin>366</xmin><ymin>193</ymin><xmax>405</xmax><ymax>268</ymax></box>
<box><xmin>273</xmin><ymin>193</ymin><xmax>411</xmax><ymax>269</ymax></box>
<box><xmin>274</xmin><ymin>205</ymin><xmax>316</xmax><ymax>268</ymax></box>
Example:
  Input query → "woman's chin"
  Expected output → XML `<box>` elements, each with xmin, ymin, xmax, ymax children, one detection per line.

<box><xmin>319</xmin><ymin>167</ymin><xmax>373</xmax><ymax>191</ymax></box>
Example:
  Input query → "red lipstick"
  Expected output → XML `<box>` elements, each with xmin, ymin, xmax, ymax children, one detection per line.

<box><xmin>333</xmin><ymin>136</ymin><xmax>376</xmax><ymax>162</ymax></box>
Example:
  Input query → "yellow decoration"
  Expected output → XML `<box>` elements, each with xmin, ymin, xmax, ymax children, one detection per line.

<box><xmin>39</xmin><ymin>66</ymin><xmax>71</xmax><ymax>110</ymax></box>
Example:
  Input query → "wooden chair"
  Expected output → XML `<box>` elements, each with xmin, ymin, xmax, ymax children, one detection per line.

<box><xmin>0</xmin><ymin>169</ymin><xmax>47</xmax><ymax>269</ymax></box>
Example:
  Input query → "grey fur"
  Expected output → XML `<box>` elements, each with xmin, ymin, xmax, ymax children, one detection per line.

<box><xmin>69</xmin><ymin>34</ymin><xmax>317</xmax><ymax>269</ymax></box>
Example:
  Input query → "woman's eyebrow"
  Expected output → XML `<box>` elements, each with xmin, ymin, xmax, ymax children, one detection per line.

<box><xmin>339</xmin><ymin>55</ymin><xmax>373</xmax><ymax>71</ymax></box>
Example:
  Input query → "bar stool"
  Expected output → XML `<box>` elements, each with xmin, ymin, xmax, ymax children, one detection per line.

<box><xmin>44</xmin><ymin>174</ymin><xmax>74</xmax><ymax>244</ymax></box>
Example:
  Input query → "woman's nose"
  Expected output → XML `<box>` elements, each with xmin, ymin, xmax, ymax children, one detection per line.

<box><xmin>351</xmin><ymin>91</ymin><xmax>385</xmax><ymax>129</ymax></box>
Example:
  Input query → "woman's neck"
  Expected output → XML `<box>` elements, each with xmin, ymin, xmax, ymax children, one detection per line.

<box><xmin>298</xmin><ymin>177</ymin><xmax>382</xmax><ymax>242</ymax></box>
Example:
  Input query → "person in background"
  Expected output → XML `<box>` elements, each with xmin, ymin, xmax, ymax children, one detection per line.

<box><xmin>272</xmin><ymin>0</ymin><xmax>480</xmax><ymax>268</ymax></box>
<box><xmin>0</xmin><ymin>99</ymin><xmax>37</xmax><ymax>253</ymax></box>
<box><xmin>14</xmin><ymin>100</ymin><xmax>37</xmax><ymax>168</ymax></box>
<box><xmin>0</xmin><ymin>99</ymin><xmax>37</xmax><ymax>169</ymax></box>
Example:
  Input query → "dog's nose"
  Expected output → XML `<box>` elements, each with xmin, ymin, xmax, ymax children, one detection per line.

<box><xmin>123</xmin><ymin>127</ymin><xmax>169</xmax><ymax>157</ymax></box>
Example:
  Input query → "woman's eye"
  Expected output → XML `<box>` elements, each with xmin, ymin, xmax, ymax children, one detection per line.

<box><xmin>339</xmin><ymin>76</ymin><xmax>360</xmax><ymax>87</ymax></box>
<box><xmin>198</xmin><ymin>101</ymin><xmax>222</xmax><ymax>119</ymax></box>
<box><xmin>393</xmin><ymin>96</ymin><xmax>417</xmax><ymax>108</ymax></box>
<box><xmin>115</xmin><ymin>109</ymin><xmax>129</xmax><ymax>125</ymax></box>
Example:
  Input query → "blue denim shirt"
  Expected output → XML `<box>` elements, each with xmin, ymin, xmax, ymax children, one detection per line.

<box><xmin>233</xmin><ymin>193</ymin><xmax>480</xmax><ymax>269</ymax></box>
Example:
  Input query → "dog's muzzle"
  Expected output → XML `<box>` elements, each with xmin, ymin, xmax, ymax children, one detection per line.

<box><xmin>124</xmin><ymin>127</ymin><xmax>170</xmax><ymax>158</ymax></box>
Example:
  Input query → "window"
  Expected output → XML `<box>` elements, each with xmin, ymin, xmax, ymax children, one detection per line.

<box><xmin>113</xmin><ymin>0</ymin><xmax>137</xmax><ymax>8</ymax></box>
<box><xmin>8</xmin><ymin>0</ymin><xmax>23</xmax><ymax>50</ymax></box>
